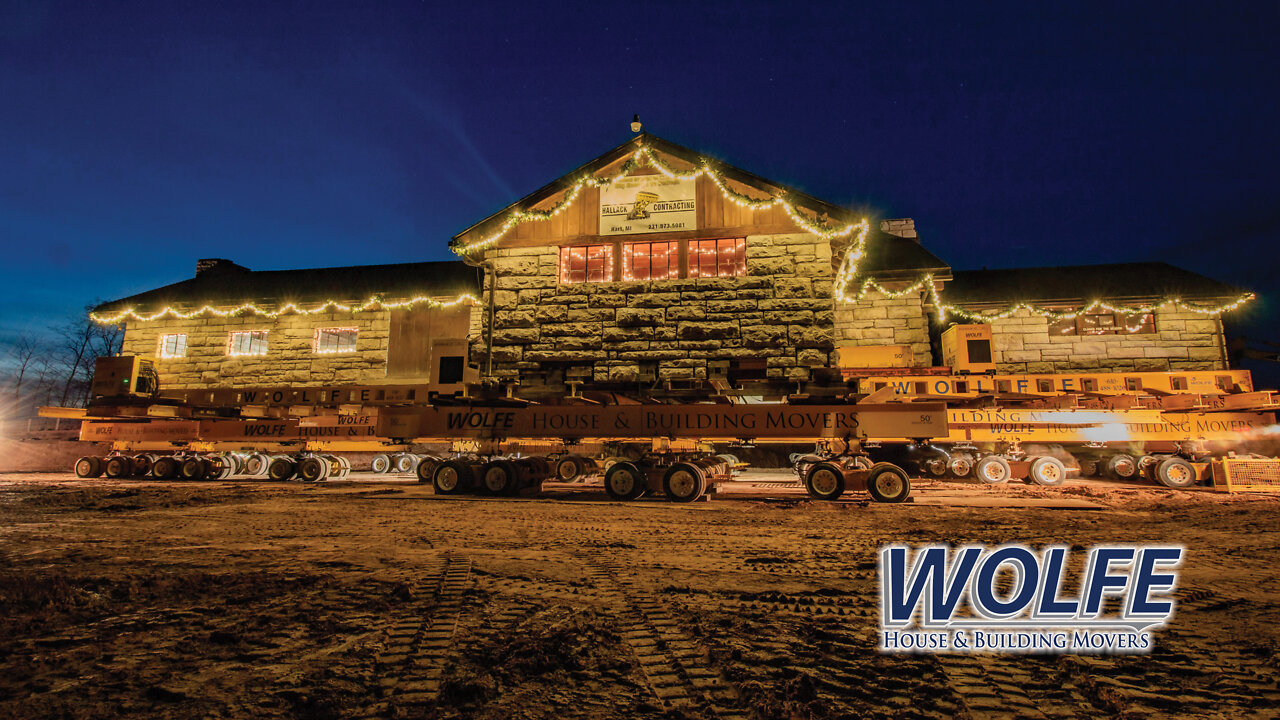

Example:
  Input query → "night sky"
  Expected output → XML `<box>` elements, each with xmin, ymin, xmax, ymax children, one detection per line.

<box><xmin>2</xmin><ymin>2</ymin><xmax>1277</xmax><ymax>361</ymax></box>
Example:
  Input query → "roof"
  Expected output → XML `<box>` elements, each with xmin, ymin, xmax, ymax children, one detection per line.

<box><xmin>858</xmin><ymin>227</ymin><xmax>951</xmax><ymax>278</ymax></box>
<box><xmin>451</xmin><ymin>132</ymin><xmax>862</xmax><ymax>250</ymax></box>
<box><xmin>94</xmin><ymin>260</ymin><xmax>481</xmax><ymax>314</ymax></box>
<box><xmin>943</xmin><ymin>262</ymin><xmax>1243</xmax><ymax>306</ymax></box>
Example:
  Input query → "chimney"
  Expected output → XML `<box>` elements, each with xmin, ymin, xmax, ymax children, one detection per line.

<box><xmin>195</xmin><ymin>258</ymin><xmax>249</xmax><ymax>276</ymax></box>
<box><xmin>880</xmin><ymin>219</ymin><xmax>918</xmax><ymax>242</ymax></box>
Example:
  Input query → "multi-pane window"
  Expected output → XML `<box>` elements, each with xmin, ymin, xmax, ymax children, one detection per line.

<box><xmin>156</xmin><ymin>334</ymin><xmax>187</xmax><ymax>359</ymax></box>
<box><xmin>688</xmin><ymin>238</ymin><xmax>746</xmax><ymax>278</ymax></box>
<box><xmin>226</xmin><ymin>330</ymin><xmax>269</xmax><ymax>356</ymax></box>
<box><xmin>559</xmin><ymin>244</ymin><xmax>615</xmax><ymax>284</ymax></box>
<box><xmin>1049</xmin><ymin>311</ymin><xmax>1156</xmax><ymax>336</ymax></box>
<box><xmin>622</xmin><ymin>241</ymin><xmax>680</xmax><ymax>281</ymax></box>
<box><xmin>314</xmin><ymin>327</ymin><xmax>358</xmax><ymax>354</ymax></box>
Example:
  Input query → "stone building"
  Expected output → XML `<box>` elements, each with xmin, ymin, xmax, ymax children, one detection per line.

<box><xmin>97</xmin><ymin>260</ymin><xmax>479</xmax><ymax>390</ymax></box>
<box><xmin>93</xmin><ymin>134</ymin><xmax>1248</xmax><ymax>393</ymax></box>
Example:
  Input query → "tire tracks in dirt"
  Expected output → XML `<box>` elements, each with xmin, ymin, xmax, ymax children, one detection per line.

<box><xmin>354</xmin><ymin>553</ymin><xmax>472</xmax><ymax>716</ymax></box>
<box><xmin>581</xmin><ymin>549</ymin><xmax>748</xmax><ymax>720</ymax></box>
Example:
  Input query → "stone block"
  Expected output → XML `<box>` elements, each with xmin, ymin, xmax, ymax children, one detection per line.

<box><xmin>524</xmin><ymin>350</ymin><xmax>599</xmax><ymax>362</ymax></box>
<box><xmin>772</xmin><ymin>278</ymin><xmax>814</xmax><ymax>298</ymax></box>
<box><xmin>747</xmin><ymin>257</ymin><xmax>793</xmax><ymax>275</ymax></box>
<box><xmin>616</xmin><ymin>308</ymin><xmax>664</xmax><ymax>327</ymax></box>
<box><xmin>494</xmin><ymin>310</ymin><xmax>536</xmax><ymax>328</ymax></box>
<box><xmin>1134</xmin><ymin>358</ymin><xmax>1170</xmax><ymax>371</ymax></box>
<box><xmin>541</xmin><ymin>323</ymin><xmax>598</xmax><ymax>337</ymax></box>
<box><xmin>790</xmin><ymin>326</ymin><xmax>833</xmax><ymax>348</ymax></box>
<box><xmin>493</xmin><ymin>257</ymin><xmax>540</xmax><ymax>276</ymax></box>
<box><xmin>568</xmin><ymin>308</ymin><xmax>614</xmax><ymax>322</ymax></box>
<box><xmin>707</xmin><ymin>300</ymin><xmax>757</xmax><ymax>314</ymax></box>
<box><xmin>589</xmin><ymin>293</ymin><xmax>628</xmax><ymax>308</ymax></box>
<box><xmin>492</xmin><ymin>328</ymin><xmax>539</xmax><ymax>345</ymax></box>
<box><xmin>628</xmin><ymin>292</ymin><xmax>682</xmax><ymax>308</ymax></box>
<box><xmin>677</xmin><ymin>322</ymin><xmax>738</xmax><ymax>340</ymax></box>
<box><xmin>666</xmin><ymin>306</ymin><xmax>707</xmax><ymax>321</ymax></box>
<box><xmin>741</xmin><ymin>325</ymin><xmax>787</xmax><ymax>347</ymax></box>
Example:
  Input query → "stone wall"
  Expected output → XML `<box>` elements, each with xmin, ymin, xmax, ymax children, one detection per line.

<box><xmin>988</xmin><ymin>308</ymin><xmax>1226</xmax><ymax>373</ymax></box>
<box><xmin>476</xmin><ymin>233</ymin><xmax>838</xmax><ymax>383</ymax></box>
<box><xmin>122</xmin><ymin>311</ymin><xmax>392</xmax><ymax>389</ymax></box>
<box><xmin>833</xmin><ymin>289</ymin><xmax>933</xmax><ymax>367</ymax></box>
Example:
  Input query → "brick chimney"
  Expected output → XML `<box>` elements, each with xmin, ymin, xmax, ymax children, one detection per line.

<box><xmin>880</xmin><ymin>219</ymin><xmax>918</xmax><ymax>241</ymax></box>
<box><xmin>195</xmin><ymin>258</ymin><xmax>249</xmax><ymax>276</ymax></box>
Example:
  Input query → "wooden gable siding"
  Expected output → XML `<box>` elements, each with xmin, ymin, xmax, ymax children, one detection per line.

<box><xmin>466</xmin><ymin>171</ymin><xmax>807</xmax><ymax>251</ymax></box>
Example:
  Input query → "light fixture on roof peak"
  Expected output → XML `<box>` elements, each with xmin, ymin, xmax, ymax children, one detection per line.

<box><xmin>631</xmin><ymin>114</ymin><xmax>642</xmax><ymax>133</ymax></box>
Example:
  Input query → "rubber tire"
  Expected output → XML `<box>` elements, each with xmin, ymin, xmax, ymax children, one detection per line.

<box><xmin>297</xmin><ymin>457</ymin><xmax>328</xmax><ymax>482</ymax></box>
<box><xmin>662</xmin><ymin>463</ymin><xmax>706</xmax><ymax>503</ymax></box>
<box><xmin>1137</xmin><ymin>454</ymin><xmax>1161</xmax><ymax>482</ymax></box>
<box><xmin>556</xmin><ymin>455</ymin><xmax>584</xmax><ymax>482</ymax></box>
<box><xmin>415</xmin><ymin>456</ymin><xmax>440</xmax><ymax>484</ymax></box>
<box><xmin>1078</xmin><ymin>459</ymin><xmax>1099</xmax><ymax>478</ymax></box>
<box><xmin>604</xmin><ymin>461</ymin><xmax>647</xmax><ymax>501</ymax></box>
<box><xmin>243</xmin><ymin>453</ymin><xmax>270</xmax><ymax>477</ymax></box>
<box><xmin>152</xmin><ymin>456</ymin><xmax>180</xmax><ymax>480</ymax></box>
<box><xmin>866</xmin><ymin>463</ymin><xmax>912</xmax><ymax>503</ymax></box>
<box><xmin>804</xmin><ymin>461</ymin><xmax>846</xmax><ymax>501</ymax></box>
<box><xmin>267</xmin><ymin>457</ymin><xmax>296</xmax><ymax>481</ymax></box>
<box><xmin>479</xmin><ymin>460</ymin><xmax>520</xmax><ymax>496</ymax></box>
<box><xmin>74</xmin><ymin>456</ymin><xmax>104</xmax><ymax>478</ymax></box>
<box><xmin>1028</xmin><ymin>456</ymin><xmax>1067</xmax><ymax>487</ymax></box>
<box><xmin>131</xmin><ymin>455</ymin><xmax>153</xmax><ymax>477</ymax></box>
<box><xmin>1106</xmin><ymin>453</ymin><xmax>1139</xmax><ymax>480</ymax></box>
<box><xmin>104</xmin><ymin>455</ymin><xmax>134</xmax><ymax>479</ymax></box>
<box><xmin>393</xmin><ymin>453</ymin><xmax>417</xmax><ymax>474</ymax></box>
<box><xmin>949</xmin><ymin>455</ymin><xmax>973</xmax><ymax>478</ymax></box>
<box><xmin>1155</xmin><ymin>457</ymin><xmax>1198</xmax><ymax>489</ymax></box>
<box><xmin>432</xmin><ymin>460</ymin><xmax>474</xmax><ymax>495</ymax></box>
<box><xmin>975</xmin><ymin>455</ymin><xmax>1011</xmax><ymax>485</ymax></box>
<box><xmin>179</xmin><ymin>457</ymin><xmax>208</xmax><ymax>481</ymax></box>
<box><xmin>371</xmin><ymin>454</ymin><xmax>392</xmax><ymax>474</ymax></box>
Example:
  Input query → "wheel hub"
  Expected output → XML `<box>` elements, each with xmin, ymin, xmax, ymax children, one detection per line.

<box><xmin>610</xmin><ymin>470</ymin><xmax>635</xmax><ymax>494</ymax></box>
<box><xmin>876</xmin><ymin>474</ymin><xmax>903</xmax><ymax>496</ymax></box>
<box><xmin>437</xmin><ymin>467</ymin><xmax>458</xmax><ymax>491</ymax></box>
<box><xmin>669</xmin><ymin>470</ymin><xmax>695</xmax><ymax>496</ymax></box>
<box><xmin>811</xmin><ymin>469</ymin><xmax>838</xmax><ymax>495</ymax></box>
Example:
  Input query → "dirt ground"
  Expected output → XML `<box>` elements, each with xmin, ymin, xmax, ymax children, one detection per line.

<box><xmin>1</xmin><ymin>470</ymin><xmax>1278</xmax><ymax>720</ymax></box>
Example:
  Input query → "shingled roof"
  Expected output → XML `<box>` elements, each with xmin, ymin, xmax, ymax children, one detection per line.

<box><xmin>943</xmin><ymin>262</ymin><xmax>1242</xmax><ymax>307</ymax></box>
<box><xmin>858</xmin><ymin>227</ymin><xmax>951</xmax><ymax>278</ymax></box>
<box><xmin>94</xmin><ymin>259</ymin><xmax>480</xmax><ymax>314</ymax></box>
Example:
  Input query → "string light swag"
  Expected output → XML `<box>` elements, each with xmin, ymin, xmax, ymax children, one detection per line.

<box><xmin>90</xmin><ymin>293</ymin><xmax>481</xmax><ymax>325</ymax></box>
<box><xmin>452</xmin><ymin>144</ymin><xmax>865</xmax><ymax>255</ymax></box>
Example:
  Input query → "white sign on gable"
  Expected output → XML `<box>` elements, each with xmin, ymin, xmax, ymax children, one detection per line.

<box><xmin>599</xmin><ymin>174</ymin><xmax>697</xmax><ymax>236</ymax></box>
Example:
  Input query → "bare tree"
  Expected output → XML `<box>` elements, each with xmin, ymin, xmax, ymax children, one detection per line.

<box><xmin>6</xmin><ymin>333</ymin><xmax>43</xmax><ymax>398</ymax></box>
<box><xmin>54</xmin><ymin>306</ymin><xmax>124</xmax><ymax>408</ymax></box>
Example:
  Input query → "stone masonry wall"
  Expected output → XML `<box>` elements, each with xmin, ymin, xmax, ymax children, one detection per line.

<box><xmin>477</xmin><ymin>233</ymin><xmax>837</xmax><ymax>383</ymax></box>
<box><xmin>833</xmin><ymin>289</ymin><xmax>933</xmax><ymax>367</ymax></box>
<box><xmin>121</xmin><ymin>311</ymin><xmax>392</xmax><ymax>389</ymax></box>
<box><xmin>989</xmin><ymin>307</ymin><xmax>1226</xmax><ymax>373</ymax></box>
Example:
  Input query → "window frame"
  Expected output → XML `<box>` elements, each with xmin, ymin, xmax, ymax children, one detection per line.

<box><xmin>558</xmin><ymin>237</ymin><xmax>747</xmax><ymax>284</ymax></box>
<box><xmin>226</xmin><ymin>330</ymin><xmax>269</xmax><ymax>357</ymax></box>
<box><xmin>558</xmin><ymin>243</ymin><xmax>616</xmax><ymax>284</ymax></box>
<box><xmin>1049</xmin><ymin>310</ymin><xmax>1156</xmax><ymax>336</ymax></box>
<box><xmin>313</xmin><ymin>327</ymin><xmax>359</xmax><ymax>355</ymax></box>
<box><xmin>156</xmin><ymin>333</ymin><xmax>188</xmax><ymax>359</ymax></box>
<box><xmin>621</xmin><ymin>240</ymin><xmax>681</xmax><ymax>281</ymax></box>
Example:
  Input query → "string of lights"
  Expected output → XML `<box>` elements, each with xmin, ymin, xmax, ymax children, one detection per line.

<box><xmin>96</xmin><ymin>142</ymin><xmax>1256</xmax><ymax>325</ymax></box>
<box><xmin>89</xmin><ymin>293</ymin><xmax>481</xmax><ymax>325</ymax></box>
<box><xmin>451</xmin><ymin>143</ymin><xmax>863</xmax><ymax>255</ymax></box>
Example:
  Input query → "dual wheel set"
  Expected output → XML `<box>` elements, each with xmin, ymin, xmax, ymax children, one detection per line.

<box><xmin>1079</xmin><ymin>453</ymin><xmax>1200</xmax><ymax>488</ymax></box>
<box><xmin>73</xmin><ymin>452</ymin><xmax>352</xmax><ymax>482</ymax></box>
<box><xmin>420</xmin><ymin>456</ymin><xmax>551</xmax><ymax>496</ymax></box>
<box><xmin>797</xmin><ymin>456</ymin><xmax>914</xmax><ymax>503</ymax></box>
<box><xmin>601</xmin><ymin>456</ymin><xmax>730</xmax><ymax>503</ymax></box>
<box><xmin>378</xmin><ymin>452</ymin><xmax>601</xmax><ymax>484</ymax></box>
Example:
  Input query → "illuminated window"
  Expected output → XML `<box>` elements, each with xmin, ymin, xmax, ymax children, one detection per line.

<box><xmin>688</xmin><ymin>238</ymin><xmax>746</xmax><ymax>278</ymax></box>
<box><xmin>559</xmin><ymin>244</ymin><xmax>614</xmax><ymax>283</ymax></box>
<box><xmin>157</xmin><ymin>334</ymin><xmax>187</xmax><ymax>359</ymax></box>
<box><xmin>623</xmin><ymin>241</ymin><xmax>680</xmax><ymax>281</ymax></box>
<box><xmin>1049</xmin><ymin>311</ymin><xmax>1155</xmax><ymax>336</ymax></box>
<box><xmin>227</xmin><ymin>330</ymin><xmax>268</xmax><ymax>357</ymax></box>
<box><xmin>314</xmin><ymin>327</ymin><xmax>358</xmax><ymax>354</ymax></box>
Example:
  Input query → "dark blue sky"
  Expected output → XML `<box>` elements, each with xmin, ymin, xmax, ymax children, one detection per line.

<box><xmin>2</xmin><ymin>1</ymin><xmax>1277</xmax><ymax>344</ymax></box>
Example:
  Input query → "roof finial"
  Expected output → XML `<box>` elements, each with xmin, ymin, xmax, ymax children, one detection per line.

<box><xmin>631</xmin><ymin>114</ymin><xmax>642</xmax><ymax>134</ymax></box>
